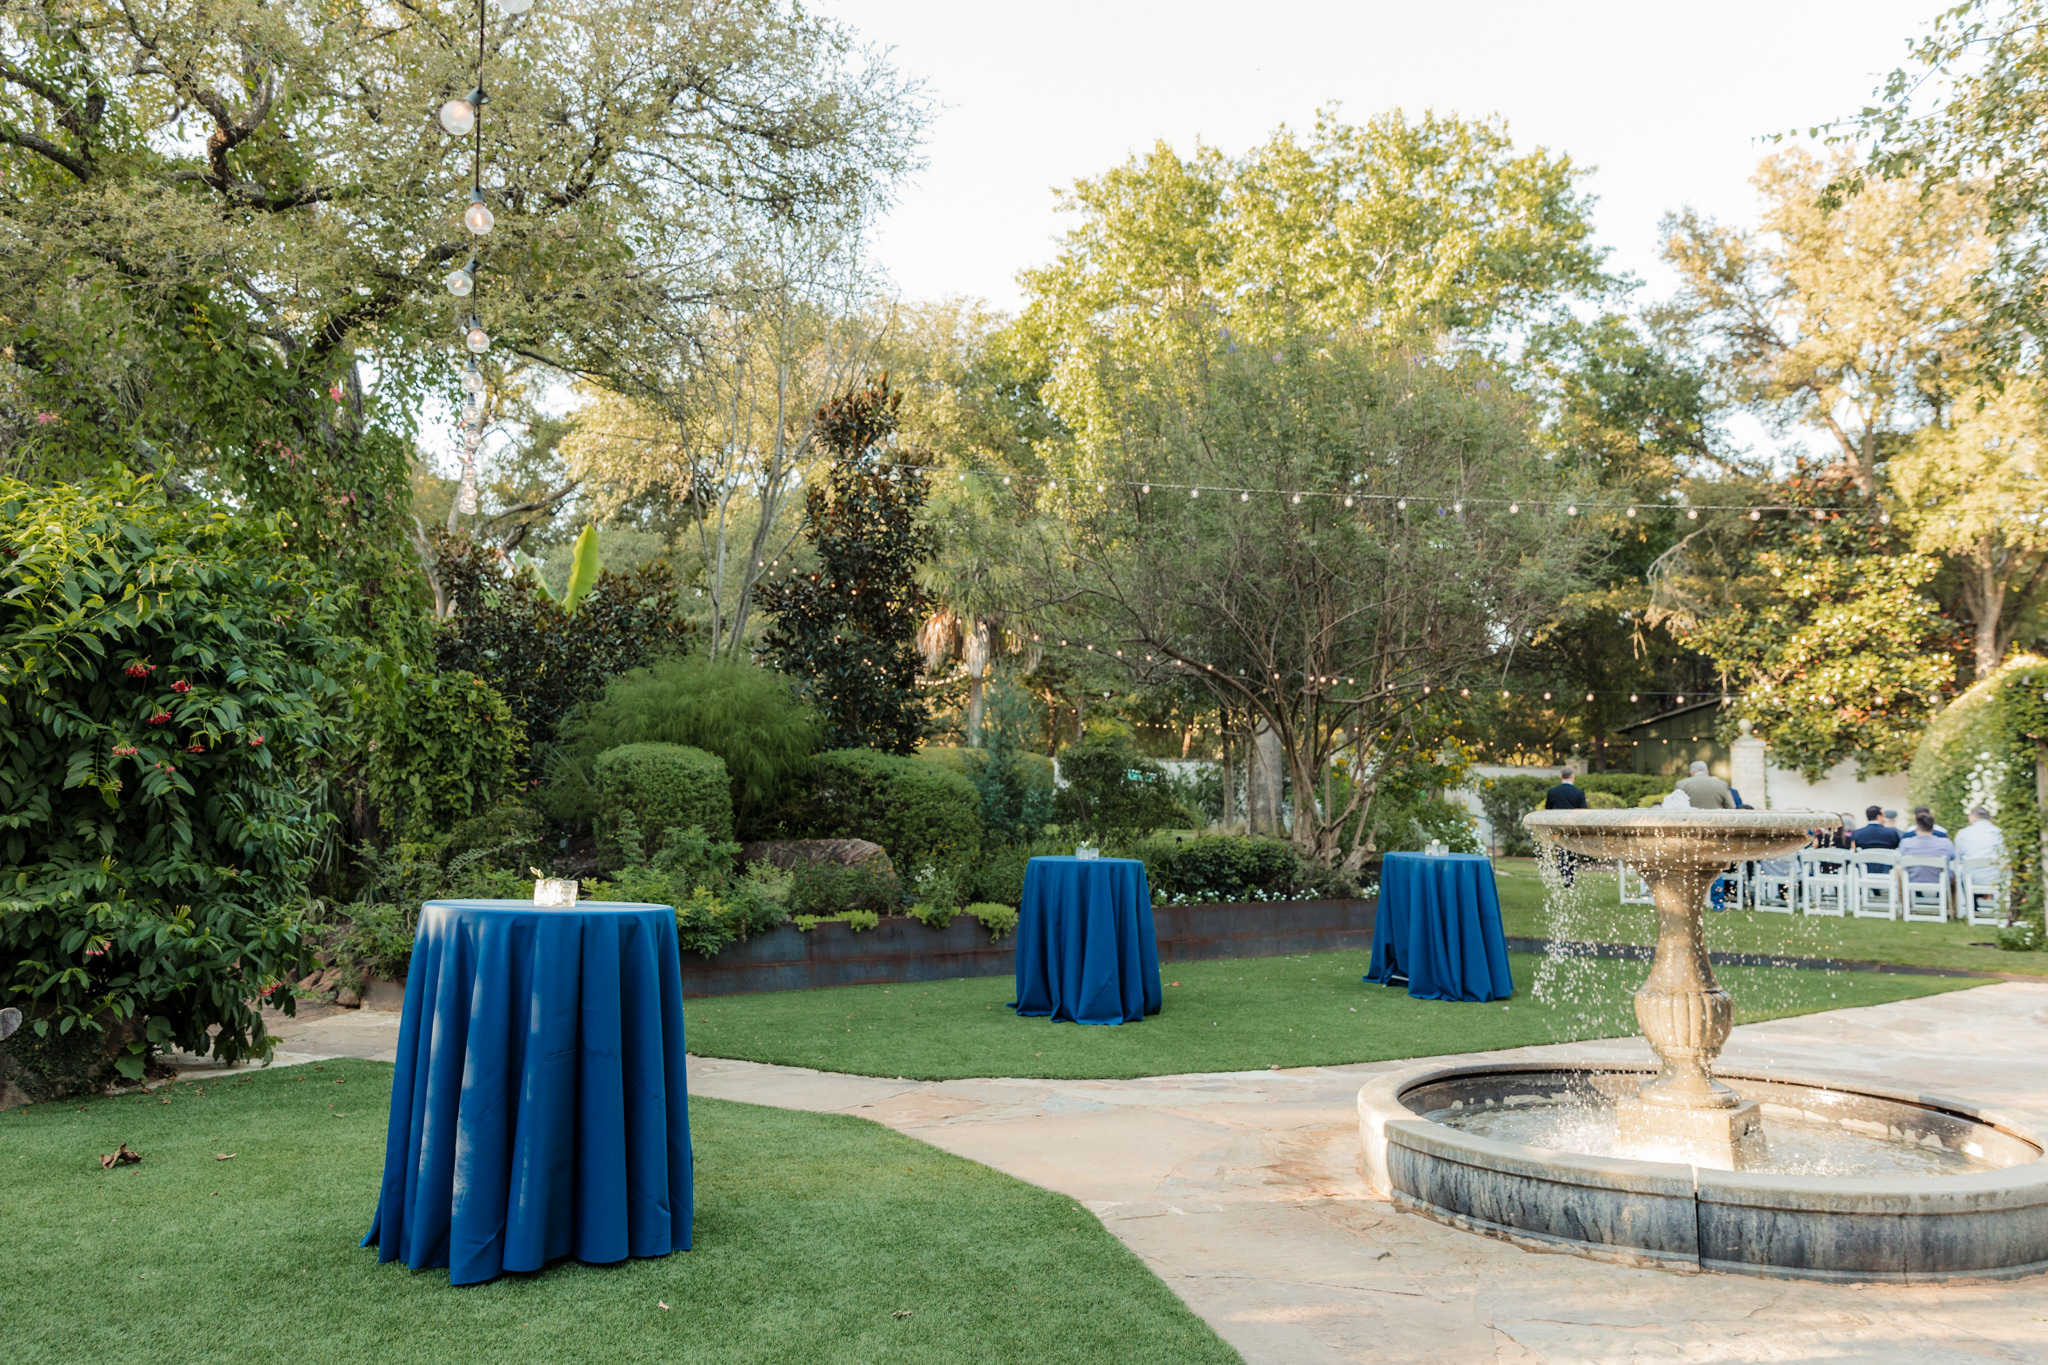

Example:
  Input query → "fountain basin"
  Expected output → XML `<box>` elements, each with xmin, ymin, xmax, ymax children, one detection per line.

<box><xmin>1359</xmin><ymin>1062</ymin><xmax>2048</xmax><ymax>1282</ymax></box>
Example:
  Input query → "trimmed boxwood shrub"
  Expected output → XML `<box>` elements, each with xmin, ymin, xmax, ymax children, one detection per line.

<box><xmin>1140</xmin><ymin>835</ymin><xmax>1306</xmax><ymax>904</ymax></box>
<box><xmin>1054</xmin><ymin>740</ymin><xmax>1190</xmax><ymax>843</ymax></box>
<box><xmin>804</xmin><ymin>748</ymin><xmax>982</xmax><ymax>875</ymax></box>
<box><xmin>1578</xmin><ymin>773</ymin><xmax>1670</xmax><ymax>806</ymax></box>
<box><xmin>594</xmin><ymin>743</ymin><xmax>734</xmax><ymax>850</ymax></box>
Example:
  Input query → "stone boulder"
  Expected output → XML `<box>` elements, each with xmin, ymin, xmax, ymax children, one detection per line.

<box><xmin>741</xmin><ymin>838</ymin><xmax>895</xmax><ymax>881</ymax></box>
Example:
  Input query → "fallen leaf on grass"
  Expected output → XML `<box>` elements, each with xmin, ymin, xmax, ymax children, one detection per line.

<box><xmin>99</xmin><ymin>1143</ymin><xmax>141</xmax><ymax>1170</ymax></box>
<box><xmin>892</xmin><ymin>1309</ymin><xmax>914</xmax><ymax>1319</ymax></box>
<box><xmin>215</xmin><ymin>1153</ymin><xmax>235</xmax><ymax>1161</ymax></box>
<box><xmin>657</xmin><ymin>1302</ymin><xmax>670</xmax><ymax>1311</ymax></box>
<box><xmin>1168</xmin><ymin>981</ymin><xmax>1180</xmax><ymax>987</ymax></box>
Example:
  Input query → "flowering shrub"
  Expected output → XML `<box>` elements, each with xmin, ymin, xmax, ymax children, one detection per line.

<box><xmin>1910</xmin><ymin>655</ymin><xmax>2046</xmax><ymax>933</ymax></box>
<box><xmin>0</xmin><ymin>470</ymin><xmax>350</xmax><ymax>1086</ymax></box>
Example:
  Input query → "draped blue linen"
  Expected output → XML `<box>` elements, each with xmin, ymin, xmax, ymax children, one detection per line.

<box><xmin>1366</xmin><ymin>854</ymin><xmax>1515</xmax><ymax>1002</ymax></box>
<box><xmin>1010</xmin><ymin>857</ymin><xmax>1161</xmax><ymax>1025</ymax></box>
<box><xmin>363</xmin><ymin>900</ymin><xmax>693</xmax><ymax>1285</ymax></box>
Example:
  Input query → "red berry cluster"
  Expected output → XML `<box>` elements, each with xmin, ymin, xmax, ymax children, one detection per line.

<box><xmin>170</xmin><ymin>680</ymin><xmax>193</xmax><ymax>694</ymax></box>
<box><xmin>123</xmin><ymin>662</ymin><xmax>156</xmax><ymax>679</ymax></box>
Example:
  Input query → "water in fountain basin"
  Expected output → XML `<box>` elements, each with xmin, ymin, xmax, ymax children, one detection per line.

<box><xmin>1425</xmin><ymin>1088</ymin><xmax>2003</xmax><ymax>1177</ymax></box>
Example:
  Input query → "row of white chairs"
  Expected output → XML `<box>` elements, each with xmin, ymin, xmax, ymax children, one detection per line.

<box><xmin>1617</xmin><ymin>850</ymin><xmax>2008</xmax><ymax>925</ymax></box>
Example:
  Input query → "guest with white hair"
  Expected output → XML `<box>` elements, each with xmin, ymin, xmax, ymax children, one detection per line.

<box><xmin>1675</xmin><ymin>760</ymin><xmax>1735</xmax><ymax>810</ymax></box>
<box><xmin>1954</xmin><ymin>806</ymin><xmax>2005</xmax><ymax>863</ymax></box>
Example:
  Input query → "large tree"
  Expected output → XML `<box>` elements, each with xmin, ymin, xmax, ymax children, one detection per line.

<box><xmin>1661</xmin><ymin>149</ymin><xmax>1987</xmax><ymax>498</ymax></box>
<box><xmin>949</xmin><ymin>336</ymin><xmax>1595</xmax><ymax>869</ymax></box>
<box><xmin>0</xmin><ymin>0</ymin><xmax>921</xmax><ymax>605</ymax></box>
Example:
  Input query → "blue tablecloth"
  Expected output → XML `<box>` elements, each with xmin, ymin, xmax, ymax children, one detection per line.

<box><xmin>1367</xmin><ymin>853</ymin><xmax>1515</xmax><ymax>1002</ymax></box>
<box><xmin>363</xmin><ymin>900</ymin><xmax>693</xmax><ymax>1285</ymax></box>
<box><xmin>1011</xmin><ymin>857</ymin><xmax>1161</xmax><ymax>1025</ymax></box>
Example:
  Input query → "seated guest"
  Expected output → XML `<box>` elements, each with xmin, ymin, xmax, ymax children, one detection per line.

<box><xmin>1882</xmin><ymin>808</ymin><xmax>1900</xmax><ymax>830</ymax></box>
<box><xmin>1896</xmin><ymin>813</ymin><xmax>1956</xmax><ymax>882</ymax></box>
<box><xmin>1912</xmin><ymin>804</ymin><xmax>1950</xmax><ymax>838</ymax></box>
<box><xmin>1851</xmin><ymin>805</ymin><xmax>1900</xmax><ymax>849</ymax></box>
<box><xmin>1676</xmin><ymin>760</ymin><xmax>1735</xmax><ymax>809</ymax></box>
<box><xmin>1954</xmin><ymin>806</ymin><xmax>2004</xmax><ymax>863</ymax></box>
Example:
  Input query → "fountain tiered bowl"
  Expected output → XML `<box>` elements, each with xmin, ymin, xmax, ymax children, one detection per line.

<box><xmin>1355</xmin><ymin>808</ymin><xmax>2048</xmax><ymax>1281</ymax></box>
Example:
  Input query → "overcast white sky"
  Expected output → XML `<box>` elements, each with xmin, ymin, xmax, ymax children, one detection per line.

<box><xmin>818</xmin><ymin>0</ymin><xmax>1942</xmax><ymax>311</ymax></box>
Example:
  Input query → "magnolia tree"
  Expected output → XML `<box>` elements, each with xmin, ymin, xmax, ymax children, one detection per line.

<box><xmin>948</xmin><ymin>338</ymin><xmax>1595</xmax><ymax>869</ymax></box>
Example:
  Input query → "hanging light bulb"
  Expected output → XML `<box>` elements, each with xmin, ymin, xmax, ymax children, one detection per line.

<box><xmin>445</xmin><ymin>259</ymin><xmax>476</xmax><ymax>296</ymax></box>
<box><xmin>465</xmin><ymin>323</ymin><xmax>490</xmax><ymax>355</ymax></box>
<box><xmin>438</xmin><ymin>89</ymin><xmax>482</xmax><ymax>137</ymax></box>
<box><xmin>464</xmin><ymin>429</ymin><xmax>482</xmax><ymax>450</ymax></box>
<box><xmin>461</xmin><ymin>361</ymin><xmax>484</xmax><ymax>394</ymax></box>
<box><xmin>464</xmin><ymin>190</ymin><xmax>495</xmax><ymax>236</ymax></box>
<box><xmin>461</xmin><ymin>398</ymin><xmax>483</xmax><ymax>424</ymax></box>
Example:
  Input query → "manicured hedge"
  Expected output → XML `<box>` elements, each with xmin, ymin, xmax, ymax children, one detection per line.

<box><xmin>1140</xmin><ymin>834</ymin><xmax>1306</xmax><ymax>904</ymax></box>
<box><xmin>594</xmin><ymin>742</ymin><xmax>734</xmax><ymax>848</ymax></box>
<box><xmin>806</xmin><ymin>748</ymin><xmax>982</xmax><ymax>876</ymax></box>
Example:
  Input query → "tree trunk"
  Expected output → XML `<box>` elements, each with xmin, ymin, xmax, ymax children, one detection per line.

<box><xmin>1248</xmin><ymin>720</ymin><xmax>1283</xmax><ymax>834</ymax></box>
<box><xmin>1974</xmin><ymin>551</ymin><xmax>2003</xmax><ymax>681</ymax></box>
<box><xmin>963</xmin><ymin>620</ymin><xmax>990</xmax><ymax>746</ymax></box>
<box><xmin>1219</xmin><ymin>725</ymin><xmax>1236</xmax><ymax>829</ymax></box>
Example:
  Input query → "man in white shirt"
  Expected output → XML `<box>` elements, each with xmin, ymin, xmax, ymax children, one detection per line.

<box><xmin>1953</xmin><ymin>806</ymin><xmax>2005</xmax><ymax>863</ymax></box>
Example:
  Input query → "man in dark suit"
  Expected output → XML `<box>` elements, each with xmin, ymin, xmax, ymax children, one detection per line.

<box><xmin>1543</xmin><ymin>765</ymin><xmax>1588</xmax><ymax>886</ymax></box>
<box><xmin>1851</xmin><ymin>805</ymin><xmax>1900</xmax><ymax>849</ymax></box>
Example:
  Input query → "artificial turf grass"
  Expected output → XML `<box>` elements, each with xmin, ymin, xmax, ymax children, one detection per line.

<box><xmin>682</xmin><ymin>948</ymin><xmax>1982</xmax><ymax>1082</ymax></box>
<box><xmin>1489</xmin><ymin>857</ymin><xmax>2048</xmax><ymax>977</ymax></box>
<box><xmin>3</xmin><ymin>1060</ymin><xmax>1238</xmax><ymax>1365</ymax></box>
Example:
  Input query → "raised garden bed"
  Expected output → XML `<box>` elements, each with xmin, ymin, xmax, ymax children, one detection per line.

<box><xmin>677</xmin><ymin>897</ymin><xmax>1378</xmax><ymax>998</ymax></box>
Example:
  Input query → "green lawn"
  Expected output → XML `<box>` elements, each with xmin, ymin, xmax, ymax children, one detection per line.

<box><xmin>5</xmin><ymin>1061</ymin><xmax>1236</xmax><ymax>1365</ymax></box>
<box><xmin>1491</xmin><ymin>858</ymin><xmax>2048</xmax><ymax>976</ymax></box>
<box><xmin>683</xmin><ymin>949</ymin><xmax>1981</xmax><ymax>1081</ymax></box>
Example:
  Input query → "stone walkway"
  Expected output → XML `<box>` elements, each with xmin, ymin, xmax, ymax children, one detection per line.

<box><xmin>183</xmin><ymin>985</ymin><xmax>2048</xmax><ymax>1364</ymax></box>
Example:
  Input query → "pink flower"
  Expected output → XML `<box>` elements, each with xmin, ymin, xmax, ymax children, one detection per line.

<box><xmin>170</xmin><ymin>680</ymin><xmax>193</xmax><ymax>694</ymax></box>
<box><xmin>111</xmin><ymin>744</ymin><xmax>138</xmax><ymax>757</ymax></box>
<box><xmin>186</xmin><ymin>743</ymin><xmax>205</xmax><ymax>754</ymax></box>
<box><xmin>148</xmin><ymin>712</ymin><xmax>172</xmax><ymax>725</ymax></box>
<box><xmin>328</xmin><ymin>384</ymin><xmax>344</xmax><ymax>403</ymax></box>
<box><xmin>34</xmin><ymin>411</ymin><xmax>57</xmax><ymax>425</ymax></box>
<box><xmin>123</xmin><ymin>662</ymin><xmax>155</xmax><ymax>679</ymax></box>
<box><xmin>248</xmin><ymin>735</ymin><xmax>265</xmax><ymax>747</ymax></box>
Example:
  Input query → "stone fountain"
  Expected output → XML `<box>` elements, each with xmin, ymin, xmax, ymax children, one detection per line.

<box><xmin>1356</xmin><ymin>807</ymin><xmax>2048</xmax><ymax>1282</ymax></box>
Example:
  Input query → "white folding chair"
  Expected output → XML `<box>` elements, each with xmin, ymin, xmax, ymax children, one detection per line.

<box><xmin>1958</xmin><ymin>856</ymin><xmax>2008</xmax><ymax>927</ymax></box>
<box><xmin>1796</xmin><ymin>848</ymin><xmax>1849</xmax><ymax>917</ymax></box>
<box><xmin>1618</xmin><ymin>863</ymin><xmax>1653</xmax><ymax>906</ymax></box>
<box><xmin>1851</xmin><ymin>849</ymin><xmax>1900</xmax><ymax>920</ymax></box>
<box><xmin>1713</xmin><ymin>862</ymin><xmax>1748</xmax><ymax>912</ymax></box>
<box><xmin>1752</xmin><ymin>857</ymin><xmax>1797</xmax><ymax>914</ymax></box>
<box><xmin>1898</xmin><ymin>856</ymin><xmax>1953</xmax><ymax>922</ymax></box>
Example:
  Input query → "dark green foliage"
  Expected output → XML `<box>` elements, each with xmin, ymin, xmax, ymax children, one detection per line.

<box><xmin>1053</xmin><ymin>741</ymin><xmax>1190</xmax><ymax>844</ymax></box>
<box><xmin>1578</xmin><ymin>773</ymin><xmax>1673</xmax><ymax>806</ymax></box>
<box><xmin>444</xmin><ymin>801</ymin><xmax>549</xmax><ymax>866</ymax></box>
<box><xmin>788</xmin><ymin>858</ymin><xmax>903</xmax><ymax>917</ymax></box>
<box><xmin>430</xmin><ymin>531</ymin><xmax>689</xmax><ymax>776</ymax></box>
<box><xmin>1911</xmin><ymin>655</ymin><xmax>2046</xmax><ymax>933</ymax></box>
<box><xmin>800</xmin><ymin>748</ymin><xmax>982</xmax><ymax>875</ymax></box>
<box><xmin>365</xmin><ymin>670</ymin><xmax>526</xmax><ymax>839</ymax></box>
<box><xmin>1475</xmin><ymin>775</ymin><xmax>1554</xmax><ymax>856</ymax></box>
<box><xmin>1138</xmin><ymin>835</ymin><xmax>1306</xmax><ymax>904</ymax></box>
<box><xmin>756</xmin><ymin>379</ymin><xmax>937</xmax><ymax>754</ymax></box>
<box><xmin>583</xmin><ymin>824</ymin><xmax>787</xmax><ymax>958</ymax></box>
<box><xmin>593</xmin><ymin>743</ymin><xmax>734</xmax><ymax>850</ymax></box>
<box><xmin>0</xmin><ymin>1005</ymin><xmax>138</xmax><ymax>1103</ymax></box>
<box><xmin>967</xmin><ymin>837</ymin><xmax>1074</xmax><ymax>907</ymax></box>
<box><xmin>0</xmin><ymin>471</ymin><xmax>353</xmax><ymax>1078</ymax></box>
<box><xmin>558</xmin><ymin>655</ymin><xmax>821</xmax><ymax>834</ymax></box>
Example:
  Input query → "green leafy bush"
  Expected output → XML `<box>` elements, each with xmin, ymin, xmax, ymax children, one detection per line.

<box><xmin>1475</xmin><ymin>775</ymin><xmax>1553</xmax><ymax>856</ymax></box>
<box><xmin>1138</xmin><ymin>835</ymin><xmax>1305</xmax><ymax>904</ymax></box>
<box><xmin>1578</xmin><ymin>773</ymin><xmax>1670</xmax><ymax>806</ymax></box>
<box><xmin>1586</xmin><ymin>791</ymin><xmax>1625</xmax><ymax>809</ymax></box>
<box><xmin>963</xmin><ymin>902</ymin><xmax>1019</xmax><ymax>939</ymax></box>
<box><xmin>788</xmin><ymin>857</ymin><xmax>903</xmax><ymax>917</ymax></box>
<box><xmin>581</xmin><ymin>823</ymin><xmax>786</xmax><ymax>958</ymax></box>
<box><xmin>555</xmin><ymin>655</ymin><xmax>820</xmax><ymax>834</ymax></box>
<box><xmin>366</xmin><ymin>669</ymin><xmax>526</xmax><ymax>839</ymax></box>
<box><xmin>967</xmin><ymin>837</ymin><xmax>1072</xmax><ymax>906</ymax></box>
<box><xmin>594</xmin><ymin>743</ymin><xmax>734</xmax><ymax>852</ymax></box>
<box><xmin>445</xmin><ymin>802</ymin><xmax>549</xmax><ymax>866</ymax></box>
<box><xmin>0</xmin><ymin>470</ymin><xmax>352</xmax><ymax>1078</ymax></box>
<box><xmin>906</xmin><ymin>863</ymin><xmax>966</xmax><ymax>928</ymax></box>
<box><xmin>1053</xmin><ymin>741</ymin><xmax>1190</xmax><ymax>844</ymax></box>
<box><xmin>1911</xmin><ymin>654</ymin><xmax>2046</xmax><ymax>935</ymax></box>
<box><xmin>794</xmin><ymin>909</ymin><xmax>881</xmax><ymax>932</ymax></box>
<box><xmin>801</xmin><ymin>748</ymin><xmax>982</xmax><ymax>873</ymax></box>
